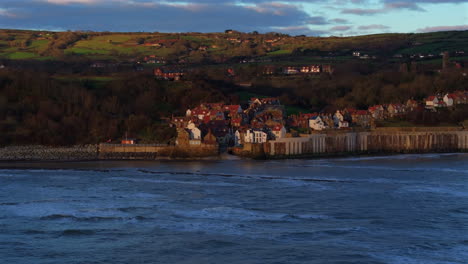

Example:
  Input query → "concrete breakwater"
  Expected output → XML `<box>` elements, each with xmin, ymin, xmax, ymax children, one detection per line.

<box><xmin>98</xmin><ymin>143</ymin><xmax>219</xmax><ymax>159</ymax></box>
<box><xmin>264</xmin><ymin>129</ymin><xmax>468</xmax><ymax>157</ymax></box>
<box><xmin>0</xmin><ymin>145</ymin><xmax>98</xmax><ymax>161</ymax></box>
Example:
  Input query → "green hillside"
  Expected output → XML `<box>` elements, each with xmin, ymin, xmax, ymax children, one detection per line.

<box><xmin>0</xmin><ymin>29</ymin><xmax>467</xmax><ymax>63</ymax></box>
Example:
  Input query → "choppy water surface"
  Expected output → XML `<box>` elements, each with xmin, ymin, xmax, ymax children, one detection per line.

<box><xmin>1</xmin><ymin>153</ymin><xmax>467</xmax><ymax>264</ymax></box>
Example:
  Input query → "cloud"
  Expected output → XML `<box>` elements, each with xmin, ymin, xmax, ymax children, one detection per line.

<box><xmin>330</xmin><ymin>18</ymin><xmax>349</xmax><ymax>24</ymax></box>
<box><xmin>384</xmin><ymin>0</ymin><xmax>467</xmax><ymax>3</ymax></box>
<box><xmin>0</xmin><ymin>8</ymin><xmax>18</xmax><ymax>18</ymax></box>
<box><xmin>358</xmin><ymin>24</ymin><xmax>390</xmax><ymax>30</ymax></box>
<box><xmin>44</xmin><ymin>0</ymin><xmax>101</xmax><ymax>4</ymax></box>
<box><xmin>0</xmin><ymin>1</ymin><xmax>319</xmax><ymax>35</ymax></box>
<box><xmin>307</xmin><ymin>16</ymin><xmax>330</xmax><ymax>25</ymax></box>
<box><xmin>417</xmin><ymin>25</ymin><xmax>468</xmax><ymax>33</ymax></box>
<box><xmin>341</xmin><ymin>2</ymin><xmax>425</xmax><ymax>15</ymax></box>
<box><xmin>330</xmin><ymin>25</ymin><xmax>352</xmax><ymax>31</ymax></box>
<box><xmin>341</xmin><ymin>8</ymin><xmax>382</xmax><ymax>15</ymax></box>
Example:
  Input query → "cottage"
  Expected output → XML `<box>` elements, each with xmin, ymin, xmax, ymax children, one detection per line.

<box><xmin>369</xmin><ymin>105</ymin><xmax>385</xmax><ymax>119</ymax></box>
<box><xmin>187</xmin><ymin>122</ymin><xmax>202</xmax><ymax>140</ymax></box>
<box><xmin>425</xmin><ymin>96</ymin><xmax>439</xmax><ymax>109</ymax></box>
<box><xmin>234</xmin><ymin>130</ymin><xmax>242</xmax><ymax>146</ymax></box>
<box><xmin>351</xmin><ymin>110</ymin><xmax>371</xmax><ymax>128</ymax></box>
<box><xmin>406</xmin><ymin>99</ymin><xmax>419</xmax><ymax>111</ymax></box>
<box><xmin>443</xmin><ymin>94</ymin><xmax>456</xmax><ymax>107</ymax></box>
<box><xmin>309</xmin><ymin>116</ymin><xmax>326</xmax><ymax>131</ymax></box>
<box><xmin>271</xmin><ymin>125</ymin><xmax>287</xmax><ymax>139</ymax></box>
<box><xmin>244</xmin><ymin>129</ymin><xmax>268</xmax><ymax>143</ymax></box>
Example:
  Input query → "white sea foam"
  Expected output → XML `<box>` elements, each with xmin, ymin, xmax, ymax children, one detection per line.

<box><xmin>1</xmin><ymin>201</ymin><xmax>132</xmax><ymax>219</ymax></box>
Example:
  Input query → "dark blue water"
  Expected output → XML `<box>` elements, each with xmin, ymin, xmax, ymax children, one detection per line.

<box><xmin>1</xmin><ymin>153</ymin><xmax>467</xmax><ymax>264</ymax></box>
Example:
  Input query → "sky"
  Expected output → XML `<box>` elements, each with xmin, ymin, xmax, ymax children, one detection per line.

<box><xmin>0</xmin><ymin>0</ymin><xmax>467</xmax><ymax>36</ymax></box>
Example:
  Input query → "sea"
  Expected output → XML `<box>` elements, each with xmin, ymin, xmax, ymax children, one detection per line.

<box><xmin>0</xmin><ymin>153</ymin><xmax>467</xmax><ymax>264</ymax></box>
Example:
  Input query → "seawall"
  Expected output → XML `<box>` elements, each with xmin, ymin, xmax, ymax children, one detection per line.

<box><xmin>0</xmin><ymin>145</ymin><xmax>98</xmax><ymax>161</ymax></box>
<box><xmin>264</xmin><ymin>129</ymin><xmax>468</xmax><ymax>158</ymax></box>
<box><xmin>98</xmin><ymin>143</ymin><xmax>219</xmax><ymax>159</ymax></box>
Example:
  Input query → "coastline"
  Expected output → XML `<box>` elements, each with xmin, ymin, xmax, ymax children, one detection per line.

<box><xmin>0</xmin><ymin>144</ymin><xmax>466</xmax><ymax>163</ymax></box>
<box><xmin>1</xmin><ymin>128</ymin><xmax>467</xmax><ymax>162</ymax></box>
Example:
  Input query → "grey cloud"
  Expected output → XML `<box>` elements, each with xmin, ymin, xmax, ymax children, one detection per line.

<box><xmin>330</xmin><ymin>18</ymin><xmax>349</xmax><ymax>24</ymax></box>
<box><xmin>417</xmin><ymin>25</ymin><xmax>468</xmax><ymax>32</ymax></box>
<box><xmin>330</xmin><ymin>25</ymin><xmax>352</xmax><ymax>31</ymax></box>
<box><xmin>358</xmin><ymin>24</ymin><xmax>390</xmax><ymax>30</ymax></box>
<box><xmin>341</xmin><ymin>2</ymin><xmax>425</xmax><ymax>15</ymax></box>
<box><xmin>0</xmin><ymin>1</ymin><xmax>318</xmax><ymax>35</ymax></box>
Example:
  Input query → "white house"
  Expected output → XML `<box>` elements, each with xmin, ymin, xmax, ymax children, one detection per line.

<box><xmin>333</xmin><ymin>111</ymin><xmax>345</xmax><ymax>127</ymax></box>
<box><xmin>425</xmin><ymin>96</ymin><xmax>439</xmax><ymax>108</ymax></box>
<box><xmin>234</xmin><ymin>130</ymin><xmax>242</xmax><ymax>146</ymax></box>
<box><xmin>443</xmin><ymin>94</ymin><xmax>455</xmax><ymax>107</ymax></box>
<box><xmin>244</xmin><ymin>129</ymin><xmax>268</xmax><ymax>143</ymax></box>
<box><xmin>187</xmin><ymin>122</ymin><xmax>201</xmax><ymax>140</ymax></box>
<box><xmin>271</xmin><ymin>125</ymin><xmax>287</xmax><ymax>139</ymax></box>
<box><xmin>309</xmin><ymin>116</ymin><xmax>326</xmax><ymax>131</ymax></box>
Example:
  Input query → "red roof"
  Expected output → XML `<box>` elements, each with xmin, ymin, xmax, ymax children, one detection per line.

<box><xmin>427</xmin><ymin>96</ymin><xmax>436</xmax><ymax>101</ymax></box>
<box><xmin>231</xmin><ymin>118</ymin><xmax>242</xmax><ymax>124</ymax></box>
<box><xmin>223</xmin><ymin>105</ymin><xmax>241</xmax><ymax>112</ymax></box>
<box><xmin>272</xmin><ymin>125</ymin><xmax>284</xmax><ymax>131</ymax></box>
<box><xmin>354</xmin><ymin>110</ymin><xmax>369</xmax><ymax>115</ymax></box>
<box><xmin>300</xmin><ymin>113</ymin><xmax>318</xmax><ymax>119</ymax></box>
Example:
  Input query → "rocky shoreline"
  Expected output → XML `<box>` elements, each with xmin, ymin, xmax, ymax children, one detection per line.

<box><xmin>0</xmin><ymin>145</ymin><xmax>99</xmax><ymax>161</ymax></box>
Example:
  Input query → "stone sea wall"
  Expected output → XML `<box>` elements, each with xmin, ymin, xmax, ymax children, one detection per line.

<box><xmin>98</xmin><ymin>143</ymin><xmax>219</xmax><ymax>159</ymax></box>
<box><xmin>264</xmin><ymin>129</ymin><xmax>468</xmax><ymax>158</ymax></box>
<box><xmin>0</xmin><ymin>145</ymin><xmax>98</xmax><ymax>161</ymax></box>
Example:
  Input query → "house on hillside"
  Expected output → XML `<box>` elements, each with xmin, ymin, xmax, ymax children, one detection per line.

<box><xmin>351</xmin><ymin>110</ymin><xmax>371</xmax><ymax>128</ymax></box>
<box><xmin>309</xmin><ymin>116</ymin><xmax>326</xmax><ymax>131</ymax></box>
<box><xmin>271</xmin><ymin>125</ymin><xmax>287</xmax><ymax>139</ymax></box>
<box><xmin>425</xmin><ymin>96</ymin><xmax>439</xmax><ymax>109</ymax></box>
<box><xmin>187</xmin><ymin>122</ymin><xmax>202</xmax><ymax>140</ymax></box>
<box><xmin>406</xmin><ymin>99</ymin><xmax>419</xmax><ymax>111</ymax></box>
<box><xmin>369</xmin><ymin>105</ymin><xmax>385</xmax><ymax>119</ymax></box>
<box><xmin>443</xmin><ymin>93</ymin><xmax>456</xmax><ymax>107</ymax></box>
<box><xmin>154</xmin><ymin>67</ymin><xmax>184</xmax><ymax>81</ymax></box>
<box><xmin>244</xmin><ymin>129</ymin><xmax>268</xmax><ymax>144</ymax></box>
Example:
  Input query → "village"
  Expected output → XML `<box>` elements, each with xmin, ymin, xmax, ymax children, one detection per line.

<box><xmin>112</xmin><ymin>89</ymin><xmax>468</xmax><ymax>158</ymax></box>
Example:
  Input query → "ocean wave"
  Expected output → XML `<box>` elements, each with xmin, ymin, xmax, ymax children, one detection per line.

<box><xmin>395</xmin><ymin>185</ymin><xmax>468</xmax><ymax>198</ymax></box>
<box><xmin>60</xmin><ymin>229</ymin><xmax>96</xmax><ymax>236</ymax></box>
<box><xmin>170</xmin><ymin>206</ymin><xmax>330</xmax><ymax>223</ymax></box>
<box><xmin>109</xmin><ymin>176</ymin><xmax>244</xmax><ymax>187</ymax></box>
<box><xmin>370</xmin><ymin>244</ymin><xmax>468</xmax><ymax>264</ymax></box>
<box><xmin>327</xmin><ymin>153</ymin><xmax>462</xmax><ymax>162</ymax></box>
<box><xmin>2</xmin><ymin>202</ymin><xmax>133</xmax><ymax>220</ymax></box>
<box><xmin>171</xmin><ymin>206</ymin><xmax>289</xmax><ymax>221</ymax></box>
<box><xmin>293</xmin><ymin>164</ymin><xmax>468</xmax><ymax>174</ymax></box>
<box><xmin>138</xmin><ymin>170</ymin><xmax>352</xmax><ymax>185</ymax></box>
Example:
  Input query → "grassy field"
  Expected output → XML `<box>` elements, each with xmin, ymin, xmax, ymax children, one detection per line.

<box><xmin>267</xmin><ymin>49</ymin><xmax>292</xmax><ymax>56</ymax></box>
<box><xmin>6</xmin><ymin>52</ymin><xmax>37</xmax><ymax>59</ymax></box>
<box><xmin>0</xmin><ymin>30</ymin><xmax>466</xmax><ymax>62</ymax></box>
